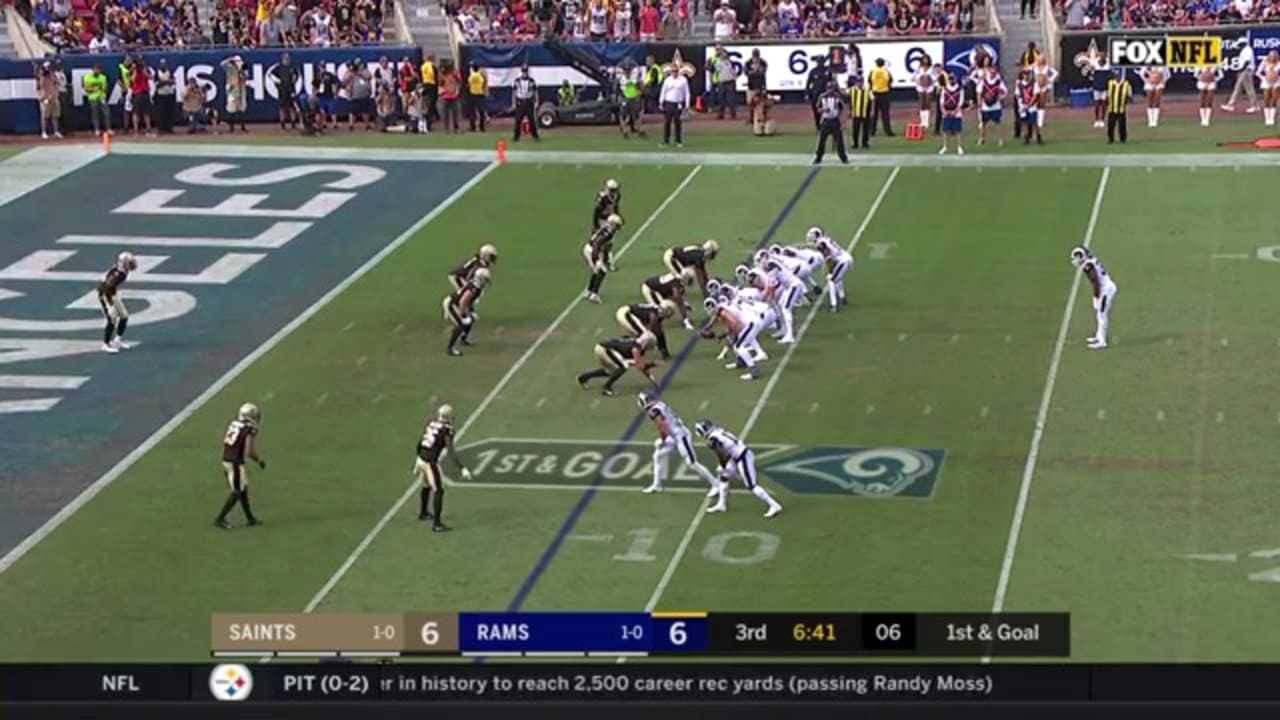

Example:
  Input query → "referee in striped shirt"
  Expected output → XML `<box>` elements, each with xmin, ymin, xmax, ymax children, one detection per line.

<box><xmin>512</xmin><ymin>65</ymin><xmax>539</xmax><ymax>141</ymax></box>
<box><xmin>813</xmin><ymin>81</ymin><xmax>849</xmax><ymax>165</ymax></box>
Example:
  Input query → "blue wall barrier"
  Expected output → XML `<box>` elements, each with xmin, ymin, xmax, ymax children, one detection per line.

<box><xmin>0</xmin><ymin>45</ymin><xmax>421</xmax><ymax>134</ymax></box>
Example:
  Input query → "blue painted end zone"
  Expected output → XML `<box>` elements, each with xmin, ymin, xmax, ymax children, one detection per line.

<box><xmin>504</xmin><ymin>166</ymin><xmax>822</xmax><ymax>614</ymax></box>
<box><xmin>0</xmin><ymin>154</ymin><xmax>487</xmax><ymax>554</ymax></box>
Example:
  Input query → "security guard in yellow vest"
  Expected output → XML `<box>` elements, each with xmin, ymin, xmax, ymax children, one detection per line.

<box><xmin>467</xmin><ymin>63</ymin><xmax>488</xmax><ymax>132</ymax></box>
<box><xmin>420</xmin><ymin>55</ymin><xmax>439</xmax><ymax>123</ymax></box>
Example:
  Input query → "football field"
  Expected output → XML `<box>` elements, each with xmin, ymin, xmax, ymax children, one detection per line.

<box><xmin>1</xmin><ymin>143</ymin><xmax>1278</xmax><ymax>662</ymax></box>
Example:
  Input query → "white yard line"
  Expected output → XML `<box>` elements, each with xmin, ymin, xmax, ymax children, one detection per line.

<box><xmin>111</xmin><ymin>142</ymin><xmax>1280</xmax><ymax>169</ymax></box>
<box><xmin>630</xmin><ymin>166</ymin><xmax>902</xmax><ymax>641</ymax></box>
<box><xmin>300</xmin><ymin>165</ymin><xmax>704</xmax><ymax>614</ymax></box>
<box><xmin>988</xmin><ymin>167</ymin><xmax>1111</xmax><ymax>625</ymax></box>
<box><xmin>0</xmin><ymin>160</ymin><xmax>501</xmax><ymax>578</ymax></box>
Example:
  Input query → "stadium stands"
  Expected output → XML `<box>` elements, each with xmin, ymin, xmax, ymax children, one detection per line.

<box><xmin>1057</xmin><ymin>0</ymin><xmax>1280</xmax><ymax>30</ymax></box>
<box><xmin>20</xmin><ymin>0</ymin><xmax>391</xmax><ymax>51</ymax></box>
<box><xmin>447</xmin><ymin>0</ymin><xmax>981</xmax><ymax>43</ymax></box>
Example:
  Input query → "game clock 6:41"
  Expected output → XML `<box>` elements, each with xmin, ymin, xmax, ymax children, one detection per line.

<box><xmin>792</xmin><ymin>621</ymin><xmax>838</xmax><ymax>643</ymax></box>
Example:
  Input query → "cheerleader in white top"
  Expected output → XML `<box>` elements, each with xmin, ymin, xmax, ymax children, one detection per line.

<box><xmin>1138</xmin><ymin>66</ymin><xmax>1167</xmax><ymax>127</ymax></box>
<box><xmin>1197</xmin><ymin>65</ymin><xmax>1224</xmax><ymax>127</ymax></box>
<box><xmin>913</xmin><ymin>54</ymin><xmax>940</xmax><ymax>131</ymax></box>
<box><xmin>1257</xmin><ymin>51</ymin><xmax>1280</xmax><ymax>126</ymax></box>
<box><xmin>1031</xmin><ymin>56</ymin><xmax>1058</xmax><ymax>128</ymax></box>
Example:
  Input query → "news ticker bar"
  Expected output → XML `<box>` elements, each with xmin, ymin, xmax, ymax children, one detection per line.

<box><xmin>210</xmin><ymin>612</ymin><xmax>1069</xmax><ymax>657</ymax></box>
<box><xmin>6</xmin><ymin>665</ymin><xmax>1280</xmax><ymax>703</ymax></box>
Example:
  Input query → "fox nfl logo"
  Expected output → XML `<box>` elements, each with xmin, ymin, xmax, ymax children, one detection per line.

<box><xmin>1107</xmin><ymin>36</ymin><xmax>1223</xmax><ymax>68</ymax></box>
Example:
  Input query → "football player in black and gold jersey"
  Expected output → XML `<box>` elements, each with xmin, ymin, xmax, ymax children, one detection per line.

<box><xmin>99</xmin><ymin>250</ymin><xmax>139</xmax><ymax>353</ymax></box>
<box><xmin>443</xmin><ymin>267</ymin><xmax>491</xmax><ymax>356</ymax></box>
<box><xmin>448</xmin><ymin>243</ymin><xmax>498</xmax><ymax>291</ymax></box>
<box><xmin>642</xmin><ymin>272</ymin><xmax>695</xmax><ymax>330</ymax></box>
<box><xmin>615</xmin><ymin>300</ymin><xmax>676</xmax><ymax>360</ymax></box>
<box><xmin>661</xmin><ymin>240</ymin><xmax>720</xmax><ymax>294</ymax></box>
<box><xmin>413</xmin><ymin>404</ymin><xmax>472</xmax><ymax>533</ymax></box>
<box><xmin>576</xmin><ymin>331</ymin><xmax>659</xmax><ymax>397</ymax></box>
<box><xmin>584</xmin><ymin>214</ymin><xmax>623</xmax><ymax>304</ymax></box>
<box><xmin>215</xmin><ymin>402</ymin><xmax>266</xmax><ymax>529</ymax></box>
<box><xmin>592</xmin><ymin>178</ymin><xmax>622</xmax><ymax>230</ymax></box>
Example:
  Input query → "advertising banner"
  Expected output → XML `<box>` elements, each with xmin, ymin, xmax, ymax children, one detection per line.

<box><xmin>711</xmin><ymin>40</ymin><xmax>943</xmax><ymax>92</ymax></box>
<box><xmin>1058</xmin><ymin>28</ymin><xmax>1254</xmax><ymax>93</ymax></box>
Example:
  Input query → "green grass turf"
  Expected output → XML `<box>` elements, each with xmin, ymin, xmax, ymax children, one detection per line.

<box><xmin>191</xmin><ymin>113</ymin><xmax>1280</xmax><ymax>155</ymax></box>
<box><xmin>1</xmin><ymin>151</ymin><xmax>1279</xmax><ymax>663</ymax></box>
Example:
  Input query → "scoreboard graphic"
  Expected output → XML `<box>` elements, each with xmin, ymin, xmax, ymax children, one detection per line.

<box><xmin>210</xmin><ymin>612</ymin><xmax>1070</xmax><ymax>658</ymax></box>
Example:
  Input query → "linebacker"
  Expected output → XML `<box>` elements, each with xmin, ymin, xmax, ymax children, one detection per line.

<box><xmin>443</xmin><ymin>267</ymin><xmax>491</xmax><ymax>356</ymax></box>
<box><xmin>413</xmin><ymin>404</ymin><xmax>472</xmax><ymax>533</ymax></box>
<box><xmin>584</xmin><ymin>213</ymin><xmax>623</xmax><ymax>303</ymax></box>
<box><xmin>593</xmin><ymin>179</ymin><xmax>622</xmax><ymax>231</ymax></box>
<box><xmin>616</xmin><ymin>300</ymin><xmax>677</xmax><ymax>360</ymax></box>
<box><xmin>215</xmin><ymin>403</ymin><xmax>266</xmax><ymax>529</ymax></box>
<box><xmin>448</xmin><ymin>244</ymin><xmax>498</xmax><ymax>291</ymax></box>
<box><xmin>576</xmin><ymin>331</ymin><xmax>659</xmax><ymax>397</ymax></box>
<box><xmin>99</xmin><ymin>250</ymin><xmax>139</xmax><ymax>353</ymax></box>
<box><xmin>661</xmin><ymin>240</ymin><xmax>720</xmax><ymax>294</ymax></box>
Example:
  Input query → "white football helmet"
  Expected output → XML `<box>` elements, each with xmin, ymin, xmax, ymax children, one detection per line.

<box><xmin>752</xmin><ymin>249</ymin><xmax>769</xmax><ymax>267</ymax></box>
<box><xmin>472</xmin><ymin>267</ymin><xmax>492</xmax><ymax>287</ymax></box>
<box><xmin>805</xmin><ymin>226</ymin><xmax>825</xmax><ymax>245</ymax></box>
<box><xmin>117</xmin><ymin>251</ymin><xmax>138</xmax><ymax>271</ymax></box>
<box><xmin>705</xmin><ymin>279</ymin><xmax>723</xmax><ymax>296</ymax></box>
<box><xmin>747</xmin><ymin>268</ymin><xmax>766</xmax><ymax>288</ymax></box>
<box><xmin>734</xmin><ymin>264</ymin><xmax>751</xmax><ymax>284</ymax></box>
<box><xmin>636</xmin><ymin>390</ymin><xmax>655</xmax><ymax>409</ymax></box>
<box><xmin>767</xmin><ymin>244</ymin><xmax>783</xmax><ymax>256</ymax></box>
<box><xmin>1069</xmin><ymin>246</ymin><xmax>1091</xmax><ymax>268</ymax></box>
<box><xmin>702</xmin><ymin>297</ymin><xmax>719</xmax><ymax>314</ymax></box>
<box><xmin>479</xmin><ymin>244</ymin><xmax>499</xmax><ymax>265</ymax></box>
<box><xmin>605</xmin><ymin>178</ymin><xmax>619</xmax><ymax>192</ymax></box>
<box><xmin>237</xmin><ymin>402</ymin><xmax>261</xmax><ymax>424</ymax></box>
<box><xmin>607</xmin><ymin>213</ymin><xmax>623</xmax><ymax>228</ymax></box>
<box><xmin>436</xmin><ymin>404</ymin><xmax>454</xmax><ymax>423</ymax></box>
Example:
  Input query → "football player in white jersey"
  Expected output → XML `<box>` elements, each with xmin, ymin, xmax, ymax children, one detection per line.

<box><xmin>759</xmin><ymin>261</ymin><xmax>803</xmax><ymax>344</ymax></box>
<box><xmin>638</xmin><ymin>392</ymin><xmax>719</xmax><ymax>494</ymax></box>
<box><xmin>783</xmin><ymin>243</ymin><xmax>825</xmax><ymax>295</ymax></box>
<box><xmin>694</xmin><ymin>420</ymin><xmax>782</xmax><ymax>517</ymax></box>
<box><xmin>702</xmin><ymin>297</ymin><xmax>765</xmax><ymax>380</ymax></box>
<box><xmin>809</xmin><ymin>230</ymin><xmax>853</xmax><ymax>311</ymax></box>
<box><xmin>1070</xmin><ymin>246</ymin><xmax>1117</xmax><ymax>350</ymax></box>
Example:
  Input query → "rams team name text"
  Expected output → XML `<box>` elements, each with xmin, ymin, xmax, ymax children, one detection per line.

<box><xmin>475</xmin><ymin>623</ymin><xmax>532</xmax><ymax>642</ymax></box>
<box><xmin>227</xmin><ymin>623</ymin><xmax>298</xmax><ymax>641</ymax></box>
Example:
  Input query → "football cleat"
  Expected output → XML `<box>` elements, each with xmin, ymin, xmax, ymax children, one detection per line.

<box><xmin>764</xmin><ymin>505</ymin><xmax>782</xmax><ymax>519</ymax></box>
<box><xmin>117</xmin><ymin>251</ymin><xmax>138</xmax><ymax>271</ymax></box>
<box><xmin>101</xmin><ymin>343</ymin><xmax>119</xmax><ymax>353</ymax></box>
<box><xmin>479</xmin><ymin>243</ymin><xmax>499</xmax><ymax>265</ymax></box>
<box><xmin>238</xmin><ymin>402</ymin><xmax>261</xmax><ymax>424</ymax></box>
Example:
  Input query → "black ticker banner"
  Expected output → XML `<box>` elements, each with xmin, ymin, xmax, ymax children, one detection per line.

<box><xmin>4</xmin><ymin>664</ymin><xmax>1280</xmax><ymax>703</ymax></box>
<box><xmin>1059</xmin><ymin>28</ymin><xmax>1251</xmax><ymax>94</ymax></box>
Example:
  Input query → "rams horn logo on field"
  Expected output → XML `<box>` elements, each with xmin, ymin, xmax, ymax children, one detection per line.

<box><xmin>945</xmin><ymin>42</ymin><xmax>999</xmax><ymax>76</ymax></box>
<box><xmin>760</xmin><ymin>447</ymin><xmax>945</xmax><ymax>498</ymax></box>
<box><xmin>663</xmin><ymin>49</ymin><xmax>696</xmax><ymax>78</ymax></box>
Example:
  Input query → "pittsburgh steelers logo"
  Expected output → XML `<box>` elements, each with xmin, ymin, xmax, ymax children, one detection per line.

<box><xmin>209</xmin><ymin>664</ymin><xmax>254</xmax><ymax>701</ymax></box>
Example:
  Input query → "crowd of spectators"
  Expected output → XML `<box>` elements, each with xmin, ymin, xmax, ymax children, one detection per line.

<box><xmin>447</xmin><ymin>0</ymin><xmax>976</xmax><ymax>42</ymax></box>
<box><xmin>20</xmin><ymin>0</ymin><xmax>390</xmax><ymax>52</ymax></box>
<box><xmin>1059</xmin><ymin>0</ymin><xmax>1280</xmax><ymax>29</ymax></box>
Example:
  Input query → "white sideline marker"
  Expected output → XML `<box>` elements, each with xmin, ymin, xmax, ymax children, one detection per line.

<box><xmin>626</xmin><ymin>167</ymin><xmax>902</xmax><ymax>663</ymax></box>
<box><xmin>0</xmin><ymin>160</ymin><xmax>502</xmax><ymax>577</ymax></box>
<box><xmin>987</xmin><ymin>166</ymin><xmax>1111</xmax><ymax>647</ymax></box>
<box><xmin>300</xmin><ymin>165</ymin><xmax>705</xmax><ymax>614</ymax></box>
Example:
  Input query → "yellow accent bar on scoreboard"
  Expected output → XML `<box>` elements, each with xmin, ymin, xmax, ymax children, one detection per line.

<box><xmin>651</xmin><ymin>611</ymin><xmax>707</xmax><ymax>618</ymax></box>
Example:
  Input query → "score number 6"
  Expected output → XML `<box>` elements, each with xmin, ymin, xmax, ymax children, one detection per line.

<box><xmin>421</xmin><ymin>621</ymin><xmax>440</xmax><ymax>646</ymax></box>
<box><xmin>668</xmin><ymin>621</ymin><xmax>687</xmax><ymax>646</ymax></box>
